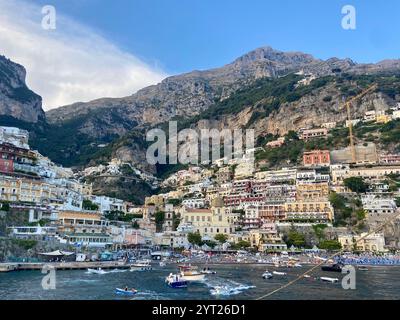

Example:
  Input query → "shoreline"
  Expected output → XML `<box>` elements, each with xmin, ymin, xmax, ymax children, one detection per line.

<box><xmin>2</xmin><ymin>260</ymin><xmax>400</xmax><ymax>273</ymax></box>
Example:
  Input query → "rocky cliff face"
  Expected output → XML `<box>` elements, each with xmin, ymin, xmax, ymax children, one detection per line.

<box><xmin>46</xmin><ymin>46</ymin><xmax>400</xmax><ymax>142</ymax></box>
<box><xmin>45</xmin><ymin>47</ymin><xmax>359</xmax><ymax>137</ymax></box>
<box><xmin>0</xmin><ymin>55</ymin><xmax>44</xmax><ymax>123</ymax></box>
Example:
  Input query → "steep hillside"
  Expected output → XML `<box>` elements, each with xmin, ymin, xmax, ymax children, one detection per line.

<box><xmin>81</xmin><ymin>72</ymin><xmax>400</xmax><ymax>176</ymax></box>
<box><xmin>0</xmin><ymin>55</ymin><xmax>44</xmax><ymax>123</ymax></box>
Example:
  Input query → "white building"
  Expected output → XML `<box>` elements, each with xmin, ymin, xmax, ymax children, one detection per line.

<box><xmin>0</xmin><ymin>126</ymin><xmax>29</xmax><ymax>149</ymax></box>
<box><xmin>90</xmin><ymin>195</ymin><xmax>126</xmax><ymax>213</ymax></box>
<box><xmin>182</xmin><ymin>198</ymin><xmax>208</xmax><ymax>209</ymax></box>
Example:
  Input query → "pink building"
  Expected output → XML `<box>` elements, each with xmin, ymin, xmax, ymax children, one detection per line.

<box><xmin>303</xmin><ymin>150</ymin><xmax>331</xmax><ymax>167</ymax></box>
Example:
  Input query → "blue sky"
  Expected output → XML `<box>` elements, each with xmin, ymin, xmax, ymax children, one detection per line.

<box><xmin>30</xmin><ymin>0</ymin><xmax>400</xmax><ymax>74</ymax></box>
<box><xmin>1</xmin><ymin>0</ymin><xmax>399</xmax><ymax>108</ymax></box>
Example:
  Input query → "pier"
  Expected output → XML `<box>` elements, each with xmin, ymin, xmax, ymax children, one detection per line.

<box><xmin>0</xmin><ymin>261</ymin><xmax>130</xmax><ymax>273</ymax></box>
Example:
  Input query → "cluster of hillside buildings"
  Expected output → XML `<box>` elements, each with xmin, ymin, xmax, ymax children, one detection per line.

<box><xmin>1</xmin><ymin>123</ymin><xmax>400</xmax><ymax>254</ymax></box>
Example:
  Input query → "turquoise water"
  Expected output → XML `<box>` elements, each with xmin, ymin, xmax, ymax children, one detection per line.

<box><xmin>0</xmin><ymin>264</ymin><xmax>399</xmax><ymax>300</ymax></box>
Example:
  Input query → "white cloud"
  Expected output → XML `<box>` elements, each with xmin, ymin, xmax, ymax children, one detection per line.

<box><xmin>0</xmin><ymin>0</ymin><xmax>167</xmax><ymax>110</ymax></box>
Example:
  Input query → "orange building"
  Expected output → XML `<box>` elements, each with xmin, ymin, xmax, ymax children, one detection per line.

<box><xmin>303</xmin><ymin>150</ymin><xmax>331</xmax><ymax>167</ymax></box>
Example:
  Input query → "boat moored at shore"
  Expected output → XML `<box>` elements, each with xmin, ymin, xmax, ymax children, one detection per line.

<box><xmin>130</xmin><ymin>260</ymin><xmax>153</xmax><ymax>272</ymax></box>
<box><xmin>321</xmin><ymin>263</ymin><xmax>344</xmax><ymax>273</ymax></box>
<box><xmin>320</xmin><ymin>277</ymin><xmax>339</xmax><ymax>283</ymax></box>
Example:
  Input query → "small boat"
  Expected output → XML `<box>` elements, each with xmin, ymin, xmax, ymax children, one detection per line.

<box><xmin>303</xmin><ymin>274</ymin><xmax>311</xmax><ymax>279</ymax></box>
<box><xmin>179</xmin><ymin>265</ymin><xmax>205</xmax><ymax>282</ymax></box>
<box><xmin>200</xmin><ymin>267</ymin><xmax>216</xmax><ymax>275</ymax></box>
<box><xmin>320</xmin><ymin>277</ymin><xmax>339</xmax><ymax>283</ymax></box>
<box><xmin>358</xmin><ymin>266</ymin><xmax>369</xmax><ymax>271</ymax></box>
<box><xmin>115</xmin><ymin>288</ymin><xmax>138</xmax><ymax>296</ymax></box>
<box><xmin>159</xmin><ymin>261</ymin><xmax>166</xmax><ymax>267</ymax></box>
<box><xmin>165</xmin><ymin>273</ymin><xmax>188</xmax><ymax>288</ymax></box>
<box><xmin>272</xmin><ymin>271</ymin><xmax>287</xmax><ymax>276</ymax></box>
<box><xmin>286</xmin><ymin>260</ymin><xmax>302</xmax><ymax>268</ymax></box>
<box><xmin>87</xmin><ymin>268</ymin><xmax>107</xmax><ymax>274</ymax></box>
<box><xmin>130</xmin><ymin>260</ymin><xmax>152</xmax><ymax>271</ymax></box>
<box><xmin>321</xmin><ymin>263</ymin><xmax>343</xmax><ymax>273</ymax></box>
<box><xmin>262</xmin><ymin>271</ymin><xmax>273</xmax><ymax>279</ymax></box>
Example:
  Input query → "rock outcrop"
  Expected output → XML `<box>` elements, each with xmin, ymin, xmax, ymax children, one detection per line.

<box><xmin>0</xmin><ymin>55</ymin><xmax>44</xmax><ymax>123</ymax></box>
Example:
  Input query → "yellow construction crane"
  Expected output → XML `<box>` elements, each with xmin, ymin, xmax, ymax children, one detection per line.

<box><xmin>343</xmin><ymin>83</ymin><xmax>378</xmax><ymax>163</ymax></box>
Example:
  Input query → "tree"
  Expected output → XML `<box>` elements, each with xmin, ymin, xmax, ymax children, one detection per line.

<box><xmin>105</xmin><ymin>210</ymin><xmax>125</xmax><ymax>221</ymax></box>
<box><xmin>132</xmin><ymin>221</ymin><xmax>140</xmax><ymax>229</ymax></box>
<box><xmin>172</xmin><ymin>213</ymin><xmax>180</xmax><ymax>231</ymax></box>
<box><xmin>395</xmin><ymin>197</ymin><xmax>400</xmax><ymax>207</ymax></box>
<box><xmin>344</xmin><ymin>177</ymin><xmax>368</xmax><ymax>193</ymax></box>
<box><xmin>0</xmin><ymin>202</ymin><xmax>10</xmax><ymax>212</ymax></box>
<box><xmin>318</xmin><ymin>240</ymin><xmax>342</xmax><ymax>251</ymax></box>
<box><xmin>167</xmin><ymin>198</ymin><xmax>182</xmax><ymax>206</ymax></box>
<box><xmin>155</xmin><ymin>211</ymin><xmax>165</xmax><ymax>232</ymax></box>
<box><xmin>229</xmin><ymin>240</ymin><xmax>251</xmax><ymax>250</ymax></box>
<box><xmin>286</xmin><ymin>130</ymin><xmax>299</xmax><ymax>141</ymax></box>
<box><xmin>329</xmin><ymin>192</ymin><xmax>346</xmax><ymax>209</ymax></box>
<box><xmin>356</xmin><ymin>209</ymin><xmax>366</xmax><ymax>220</ymax></box>
<box><xmin>214</xmin><ymin>234</ymin><xmax>228</xmax><ymax>244</ymax></box>
<box><xmin>187</xmin><ymin>232</ymin><xmax>202</xmax><ymax>246</ymax></box>
<box><xmin>203</xmin><ymin>240</ymin><xmax>217</xmax><ymax>249</ymax></box>
<box><xmin>82</xmin><ymin>199</ymin><xmax>99</xmax><ymax>211</ymax></box>
<box><xmin>285</xmin><ymin>231</ymin><xmax>306</xmax><ymax>248</ymax></box>
<box><xmin>312</xmin><ymin>224</ymin><xmax>327</xmax><ymax>241</ymax></box>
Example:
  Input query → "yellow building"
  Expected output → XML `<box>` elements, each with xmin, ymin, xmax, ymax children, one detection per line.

<box><xmin>296</xmin><ymin>182</ymin><xmax>329</xmax><ymax>201</ymax></box>
<box><xmin>249</xmin><ymin>229</ymin><xmax>287</xmax><ymax>252</ymax></box>
<box><xmin>284</xmin><ymin>201</ymin><xmax>334</xmax><ymax>222</ymax></box>
<box><xmin>376</xmin><ymin>114</ymin><xmax>391</xmax><ymax>124</ymax></box>
<box><xmin>338</xmin><ymin>233</ymin><xmax>386</xmax><ymax>252</ymax></box>
<box><xmin>180</xmin><ymin>206</ymin><xmax>235</xmax><ymax>237</ymax></box>
<box><xmin>166</xmin><ymin>190</ymin><xmax>184</xmax><ymax>199</ymax></box>
<box><xmin>57</xmin><ymin>210</ymin><xmax>109</xmax><ymax>234</ymax></box>
<box><xmin>331</xmin><ymin>165</ymin><xmax>400</xmax><ymax>184</ymax></box>
<box><xmin>145</xmin><ymin>195</ymin><xmax>165</xmax><ymax>208</ymax></box>
<box><xmin>0</xmin><ymin>176</ymin><xmax>56</xmax><ymax>204</ymax></box>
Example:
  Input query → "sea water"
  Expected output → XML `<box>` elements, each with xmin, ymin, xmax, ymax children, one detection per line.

<box><xmin>0</xmin><ymin>264</ymin><xmax>399</xmax><ymax>300</ymax></box>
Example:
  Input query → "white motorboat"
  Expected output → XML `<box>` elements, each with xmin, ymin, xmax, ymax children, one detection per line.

<box><xmin>320</xmin><ymin>276</ymin><xmax>339</xmax><ymax>283</ymax></box>
<box><xmin>262</xmin><ymin>271</ymin><xmax>273</xmax><ymax>279</ymax></box>
<box><xmin>165</xmin><ymin>273</ymin><xmax>188</xmax><ymax>288</ymax></box>
<box><xmin>358</xmin><ymin>266</ymin><xmax>369</xmax><ymax>271</ymax></box>
<box><xmin>87</xmin><ymin>268</ymin><xmax>107</xmax><ymax>274</ymax></box>
<box><xmin>200</xmin><ymin>267</ymin><xmax>216</xmax><ymax>275</ymax></box>
<box><xmin>179</xmin><ymin>265</ymin><xmax>205</xmax><ymax>282</ymax></box>
<box><xmin>130</xmin><ymin>260</ymin><xmax>152</xmax><ymax>271</ymax></box>
<box><xmin>272</xmin><ymin>271</ymin><xmax>287</xmax><ymax>276</ymax></box>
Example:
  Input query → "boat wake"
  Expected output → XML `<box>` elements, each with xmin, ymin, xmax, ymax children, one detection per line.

<box><xmin>67</xmin><ymin>279</ymin><xmax>100</xmax><ymax>284</ymax></box>
<box><xmin>131</xmin><ymin>290</ymin><xmax>170</xmax><ymax>300</ymax></box>
<box><xmin>206</xmin><ymin>278</ymin><xmax>255</xmax><ymax>296</ymax></box>
<box><xmin>86</xmin><ymin>268</ymin><xmax>128</xmax><ymax>275</ymax></box>
<box><xmin>109</xmin><ymin>269</ymin><xmax>128</xmax><ymax>273</ymax></box>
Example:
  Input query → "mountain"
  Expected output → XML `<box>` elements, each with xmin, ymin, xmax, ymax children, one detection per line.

<box><xmin>46</xmin><ymin>47</ymin><xmax>356</xmax><ymax>135</ymax></box>
<box><xmin>1</xmin><ymin>47</ymin><xmax>400</xmax><ymax>202</ymax></box>
<box><xmin>0</xmin><ymin>56</ymin><xmax>44</xmax><ymax>123</ymax></box>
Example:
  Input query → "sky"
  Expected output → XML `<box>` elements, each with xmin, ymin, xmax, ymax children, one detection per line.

<box><xmin>1</xmin><ymin>0</ymin><xmax>399</xmax><ymax>110</ymax></box>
